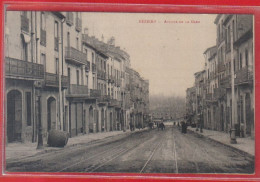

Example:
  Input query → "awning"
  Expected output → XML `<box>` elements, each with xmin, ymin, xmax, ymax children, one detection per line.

<box><xmin>21</xmin><ymin>33</ymin><xmax>31</xmax><ymax>43</ymax></box>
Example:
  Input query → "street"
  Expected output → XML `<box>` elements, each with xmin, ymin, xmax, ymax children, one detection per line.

<box><xmin>6</xmin><ymin>126</ymin><xmax>254</xmax><ymax>174</ymax></box>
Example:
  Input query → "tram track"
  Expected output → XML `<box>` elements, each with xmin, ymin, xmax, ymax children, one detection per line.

<box><xmin>58</xmin><ymin>129</ymin><xmax>155</xmax><ymax>172</ymax></box>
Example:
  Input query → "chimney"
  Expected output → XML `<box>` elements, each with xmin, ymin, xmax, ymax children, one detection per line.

<box><xmin>84</xmin><ymin>28</ymin><xmax>89</xmax><ymax>35</ymax></box>
<box><xmin>101</xmin><ymin>34</ymin><xmax>104</xmax><ymax>42</ymax></box>
<box><xmin>107</xmin><ymin>36</ymin><xmax>115</xmax><ymax>46</ymax></box>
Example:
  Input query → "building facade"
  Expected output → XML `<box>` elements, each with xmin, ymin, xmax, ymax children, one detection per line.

<box><xmin>186</xmin><ymin>14</ymin><xmax>254</xmax><ymax>138</ymax></box>
<box><xmin>4</xmin><ymin>11</ymin><xmax>150</xmax><ymax>144</ymax></box>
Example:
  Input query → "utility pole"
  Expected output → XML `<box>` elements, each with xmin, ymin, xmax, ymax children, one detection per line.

<box><xmin>230</xmin><ymin>22</ymin><xmax>237</xmax><ymax>144</ymax></box>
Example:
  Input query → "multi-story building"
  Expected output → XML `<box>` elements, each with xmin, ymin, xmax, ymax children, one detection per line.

<box><xmin>4</xmin><ymin>11</ymin><xmax>150</xmax><ymax>144</ymax></box>
<box><xmin>185</xmin><ymin>86</ymin><xmax>196</xmax><ymax>125</ymax></box>
<box><xmin>187</xmin><ymin>14</ymin><xmax>254</xmax><ymax>138</ymax></box>
<box><xmin>5</xmin><ymin>11</ymin><xmax>69</xmax><ymax>143</ymax></box>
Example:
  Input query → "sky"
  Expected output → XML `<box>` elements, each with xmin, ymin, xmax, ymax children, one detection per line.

<box><xmin>82</xmin><ymin>13</ymin><xmax>217</xmax><ymax>97</ymax></box>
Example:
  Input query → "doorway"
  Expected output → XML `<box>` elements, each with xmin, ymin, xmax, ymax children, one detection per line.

<box><xmin>47</xmin><ymin>97</ymin><xmax>56</xmax><ymax>131</ymax></box>
<box><xmin>7</xmin><ymin>90</ymin><xmax>22</xmax><ymax>142</ymax></box>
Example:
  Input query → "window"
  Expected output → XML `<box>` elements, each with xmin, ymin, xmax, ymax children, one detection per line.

<box><xmin>55</xmin><ymin>58</ymin><xmax>59</xmax><ymax>75</ymax></box>
<box><xmin>92</xmin><ymin>52</ymin><xmax>94</xmax><ymax>63</ymax></box>
<box><xmin>245</xmin><ymin>49</ymin><xmax>249</xmax><ymax>66</ymax></box>
<box><xmin>21</xmin><ymin>11</ymin><xmax>27</xmax><ymax>17</ymax></box>
<box><xmin>239</xmin><ymin>53</ymin><xmax>242</xmax><ymax>69</ymax></box>
<box><xmin>86</xmin><ymin>75</ymin><xmax>88</xmax><ymax>87</ymax></box>
<box><xmin>54</xmin><ymin>21</ymin><xmax>58</xmax><ymax>38</ymax></box>
<box><xmin>218</xmin><ymin>25</ymin><xmax>220</xmax><ymax>41</ymax></box>
<box><xmin>40</xmin><ymin>13</ymin><xmax>46</xmax><ymax>46</ymax></box>
<box><xmin>41</xmin><ymin>12</ymin><xmax>46</xmax><ymax>30</ymax></box>
<box><xmin>233</xmin><ymin>59</ymin><xmax>236</xmax><ymax>72</ymax></box>
<box><xmin>22</xmin><ymin>39</ymin><xmax>28</xmax><ymax>61</ymax></box>
<box><xmin>67</xmin><ymin>32</ymin><xmax>70</xmax><ymax>47</ymax></box>
<box><xmin>84</xmin><ymin>48</ymin><xmax>88</xmax><ymax>57</ymax></box>
<box><xmin>41</xmin><ymin>53</ymin><xmax>46</xmax><ymax>71</ymax></box>
<box><xmin>68</xmin><ymin>68</ymin><xmax>71</xmax><ymax>84</ymax></box>
<box><xmin>76</xmin><ymin>70</ymin><xmax>80</xmax><ymax>85</ymax></box>
<box><xmin>232</xmin><ymin>20</ymin><xmax>235</xmax><ymax>41</ymax></box>
<box><xmin>93</xmin><ymin>77</ymin><xmax>95</xmax><ymax>89</ymax></box>
<box><xmin>26</xmin><ymin>92</ymin><xmax>31</xmax><ymax>126</ymax></box>
<box><xmin>54</xmin><ymin>21</ymin><xmax>59</xmax><ymax>51</ymax></box>
<box><xmin>221</xmin><ymin>20</ymin><xmax>224</xmax><ymax>38</ymax></box>
<box><xmin>76</xmin><ymin>37</ymin><xmax>79</xmax><ymax>50</ymax></box>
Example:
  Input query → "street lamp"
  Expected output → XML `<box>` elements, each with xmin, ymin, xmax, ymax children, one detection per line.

<box><xmin>199</xmin><ymin>105</ymin><xmax>203</xmax><ymax>133</ymax></box>
<box><xmin>230</xmin><ymin>22</ymin><xmax>237</xmax><ymax>144</ymax></box>
<box><xmin>37</xmin><ymin>95</ymin><xmax>43</xmax><ymax>149</ymax></box>
<box><xmin>223</xmin><ymin>18</ymin><xmax>237</xmax><ymax>144</ymax></box>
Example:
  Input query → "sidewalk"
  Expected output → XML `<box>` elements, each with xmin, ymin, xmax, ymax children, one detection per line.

<box><xmin>5</xmin><ymin>128</ymin><xmax>147</xmax><ymax>161</ymax></box>
<box><xmin>187</xmin><ymin>127</ymin><xmax>255</xmax><ymax>157</ymax></box>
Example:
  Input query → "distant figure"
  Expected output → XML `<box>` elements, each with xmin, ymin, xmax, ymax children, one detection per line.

<box><xmin>158</xmin><ymin>122</ymin><xmax>165</xmax><ymax>131</ymax></box>
<box><xmin>181</xmin><ymin>122</ymin><xmax>187</xmax><ymax>133</ymax></box>
<box><xmin>148</xmin><ymin>122</ymin><xmax>154</xmax><ymax>129</ymax></box>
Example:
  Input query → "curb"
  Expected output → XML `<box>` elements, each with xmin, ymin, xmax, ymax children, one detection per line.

<box><xmin>6</xmin><ymin>128</ymin><xmax>148</xmax><ymax>163</ymax></box>
<box><xmin>188</xmin><ymin>128</ymin><xmax>255</xmax><ymax>159</ymax></box>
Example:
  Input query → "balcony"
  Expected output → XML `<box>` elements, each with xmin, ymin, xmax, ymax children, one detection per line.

<box><xmin>68</xmin><ymin>84</ymin><xmax>88</xmax><ymax>95</ymax></box>
<box><xmin>220</xmin><ymin>75</ymin><xmax>231</xmax><ymax>88</ymax></box>
<box><xmin>98</xmin><ymin>95</ymin><xmax>112</xmax><ymax>103</ymax></box>
<box><xmin>92</xmin><ymin>64</ymin><xmax>96</xmax><ymax>73</ymax></box>
<box><xmin>97</xmin><ymin>70</ymin><xmax>106</xmax><ymax>80</ymax></box>
<box><xmin>108</xmin><ymin>75</ymin><xmax>115</xmax><ymax>83</ymax></box>
<box><xmin>54</xmin><ymin>37</ymin><xmax>59</xmax><ymax>51</ymax></box>
<box><xmin>213</xmin><ymin>87</ymin><xmax>226</xmax><ymax>99</ymax></box>
<box><xmin>217</xmin><ymin>62</ymin><xmax>225</xmax><ymax>73</ymax></box>
<box><xmin>40</xmin><ymin>29</ymin><xmax>46</xmax><ymax>46</ymax></box>
<box><xmin>209</xmin><ymin>72</ymin><xmax>217</xmax><ymax>80</ymax></box>
<box><xmin>235</xmin><ymin>66</ymin><xmax>253</xmax><ymax>85</ymax></box>
<box><xmin>226</xmin><ymin>41</ymin><xmax>231</xmax><ymax>53</ymax></box>
<box><xmin>116</xmin><ymin>79</ymin><xmax>121</xmax><ymax>87</ymax></box>
<box><xmin>5</xmin><ymin>57</ymin><xmax>44</xmax><ymax>80</ymax></box>
<box><xmin>109</xmin><ymin>99</ymin><xmax>122</xmax><ymax>108</ymax></box>
<box><xmin>66</xmin><ymin>12</ymin><xmax>74</xmax><ymax>26</ymax></box>
<box><xmin>21</xmin><ymin>15</ymin><xmax>29</xmax><ymax>33</ymax></box>
<box><xmin>65</xmin><ymin>47</ymin><xmax>88</xmax><ymax>65</ymax></box>
<box><xmin>90</xmin><ymin>89</ymin><xmax>101</xmax><ymax>98</ymax></box>
<box><xmin>45</xmin><ymin>72</ymin><xmax>68</xmax><ymax>88</ymax></box>
<box><xmin>75</xmin><ymin>17</ymin><xmax>82</xmax><ymax>32</ymax></box>
<box><xmin>206</xmin><ymin>93</ymin><xmax>213</xmax><ymax>101</ymax></box>
<box><xmin>84</xmin><ymin>61</ymin><xmax>90</xmax><ymax>72</ymax></box>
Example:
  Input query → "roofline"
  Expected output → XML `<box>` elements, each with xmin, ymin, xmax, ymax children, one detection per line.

<box><xmin>203</xmin><ymin>45</ymin><xmax>217</xmax><ymax>54</ymax></box>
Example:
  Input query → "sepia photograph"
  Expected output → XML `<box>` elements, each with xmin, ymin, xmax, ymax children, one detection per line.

<box><xmin>4</xmin><ymin>11</ymin><xmax>255</xmax><ymax>174</ymax></box>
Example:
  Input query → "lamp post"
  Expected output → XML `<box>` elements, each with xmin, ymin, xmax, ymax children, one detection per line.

<box><xmin>199</xmin><ymin>105</ymin><xmax>203</xmax><ymax>133</ymax></box>
<box><xmin>230</xmin><ymin>22</ymin><xmax>237</xmax><ymax>144</ymax></box>
<box><xmin>37</xmin><ymin>95</ymin><xmax>43</xmax><ymax>149</ymax></box>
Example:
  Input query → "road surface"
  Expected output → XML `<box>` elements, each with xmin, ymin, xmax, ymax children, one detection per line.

<box><xmin>6</xmin><ymin>126</ymin><xmax>254</xmax><ymax>173</ymax></box>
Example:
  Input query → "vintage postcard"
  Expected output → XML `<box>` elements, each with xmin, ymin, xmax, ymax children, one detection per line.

<box><xmin>4</xmin><ymin>11</ymin><xmax>254</xmax><ymax>174</ymax></box>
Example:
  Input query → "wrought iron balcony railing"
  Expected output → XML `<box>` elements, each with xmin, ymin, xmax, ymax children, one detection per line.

<box><xmin>217</xmin><ymin>62</ymin><xmax>225</xmax><ymax>73</ymax></box>
<box><xmin>220</xmin><ymin>74</ymin><xmax>231</xmax><ymax>88</ymax></box>
<box><xmin>5</xmin><ymin>57</ymin><xmax>44</xmax><ymax>79</ymax></box>
<box><xmin>90</xmin><ymin>89</ymin><xmax>101</xmax><ymax>98</ymax></box>
<box><xmin>213</xmin><ymin>87</ymin><xmax>226</xmax><ymax>100</ymax></box>
<box><xmin>85</xmin><ymin>61</ymin><xmax>90</xmax><ymax>72</ymax></box>
<box><xmin>92</xmin><ymin>63</ymin><xmax>96</xmax><ymax>73</ymax></box>
<box><xmin>235</xmin><ymin>65</ymin><xmax>253</xmax><ymax>85</ymax></box>
<box><xmin>65</xmin><ymin>47</ymin><xmax>88</xmax><ymax>65</ymax></box>
<box><xmin>97</xmin><ymin>69</ymin><xmax>106</xmax><ymax>80</ymax></box>
<box><xmin>45</xmin><ymin>72</ymin><xmax>68</xmax><ymax>88</ymax></box>
<box><xmin>206</xmin><ymin>93</ymin><xmax>213</xmax><ymax>100</ymax></box>
<box><xmin>68</xmin><ymin>84</ymin><xmax>88</xmax><ymax>95</ymax></box>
